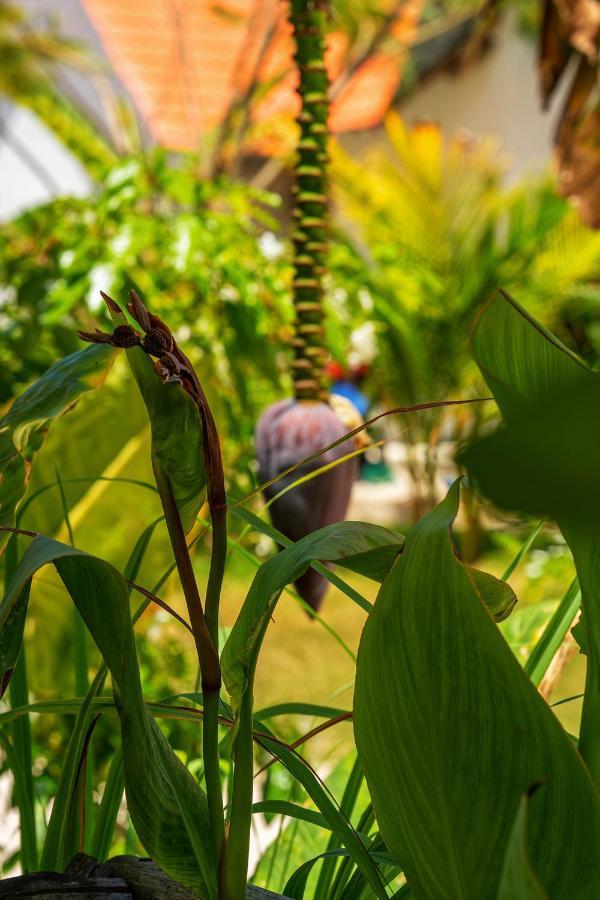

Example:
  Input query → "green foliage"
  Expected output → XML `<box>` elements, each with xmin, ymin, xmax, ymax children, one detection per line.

<box><xmin>0</xmin><ymin>151</ymin><xmax>290</xmax><ymax>492</ymax></box>
<box><xmin>354</xmin><ymin>481</ymin><xmax>600</xmax><ymax>898</ymax></box>
<box><xmin>2</xmin><ymin>288</ymin><xmax>600</xmax><ymax>899</ymax></box>
<box><xmin>0</xmin><ymin>344</ymin><xmax>114</xmax><ymax>553</ymax></box>
<box><xmin>330</xmin><ymin>116</ymin><xmax>600</xmax><ymax>408</ymax></box>
<box><xmin>2</xmin><ymin>535</ymin><xmax>216</xmax><ymax>896</ymax></box>
<box><xmin>222</xmin><ymin>521</ymin><xmax>403</xmax><ymax>718</ymax></box>
<box><xmin>461</xmin><ymin>291</ymin><xmax>600</xmax><ymax>785</ymax></box>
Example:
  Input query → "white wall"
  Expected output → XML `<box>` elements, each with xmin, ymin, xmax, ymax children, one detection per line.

<box><xmin>0</xmin><ymin>101</ymin><xmax>91</xmax><ymax>221</ymax></box>
<box><xmin>399</xmin><ymin>13</ymin><xmax>568</xmax><ymax>181</ymax></box>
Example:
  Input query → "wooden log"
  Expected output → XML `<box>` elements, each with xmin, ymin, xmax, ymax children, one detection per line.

<box><xmin>104</xmin><ymin>856</ymin><xmax>289</xmax><ymax>899</ymax></box>
<box><xmin>0</xmin><ymin>855</ymin><xmax>290</xmax><ymax>900</ymax></box>
<box><xmin>0</xmin><ymin>864</ymin><xmax>129</xmax><ymax>898</ymax></box>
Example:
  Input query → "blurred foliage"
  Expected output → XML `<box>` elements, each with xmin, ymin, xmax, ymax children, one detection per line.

<box><xmin>0</xmin><ymin>0</ymin><xmax>120</xmax><ymax>176</ymax></box>
<box><xmin>0</xmin><ymin>151</ymin><xmax>299</xmax><ymax>492</ymax></box>
<box><xmin>5</xmin><ymin>121</ymin><xmax>600</xmax><ymax>501</ymax></box>
<box><xmin>331</xmin><ymin>114</ymin><xmax>600</xmax><ymax>413</ymax></box>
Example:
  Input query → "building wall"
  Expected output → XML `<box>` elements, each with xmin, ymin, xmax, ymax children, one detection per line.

<box><xmin>398</xmin><ymin>13</ymin><xmax>568</xmax><ymax>182</ymax></box>
<box><xmin>0</xmin><ymin>7</ymin><xmax>568</xmax><ymax>222</ymax></box>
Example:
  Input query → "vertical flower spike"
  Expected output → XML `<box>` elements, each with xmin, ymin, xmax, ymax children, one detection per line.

<box><xmin>255</xmin><ymin>0</ymin><xmax>361</xmax><ymax>613</ymax></box>
<box><xmin>291</xmin><ymin>0</ymin><xmax>330</xmax><ymax>402</ymax></box>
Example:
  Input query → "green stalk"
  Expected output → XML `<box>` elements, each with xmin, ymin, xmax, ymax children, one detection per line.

<box><xmin>561</xmin><ymin>524</ymin><xmax>600</xmax><ymax>786</ymax></box>
<box><xmin>221</xmin><ymin>688</ymin><xmax>255</xmax><ymax>900</ymax></box>
<box><xmin>204</xmin><ymin>503</ymin><xmax>228</xmax><ymax>883</ymax></box>
<box><xmin>290</xmin><ymin>0</ymin><xmax>330</xmax><ymax>402</ymax></box>
<box><xmin>152</xmin><ymin>458</ymin><xmax>224</xmax><ymax>869</ymax></box>
<box><xmin>8</xmin><ymin>655</ymin><xmax>38</xmax><ymax>871</ymax></box>
<box><xmin>5</xmin><ymin>535</ymin><xmax>38</xmax><ymax>871</ymax></box>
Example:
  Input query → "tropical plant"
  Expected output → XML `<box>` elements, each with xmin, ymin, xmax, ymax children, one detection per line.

<box><xmin>1</xmin><ymin>288</ymin><xmax>599</xmax><ymax>899</ymax></box>
<box><xmin>255</xmin><ymin>0</ymin><xmax>361</xmax><ymax>613</ymax></box>
<box><xmin>330</xmin><ymin>115</ymin><xmax>600</xmax><ymax>499</ymax></box>
<box><xmin>0</xmin><ymin>150</ymin><xmax>301</xmax><ymax>497</ymax></box>
<box><xmin>0</xmin><ymin>288</ymin><xmax>406</xmax><ymax>897</ymax></box>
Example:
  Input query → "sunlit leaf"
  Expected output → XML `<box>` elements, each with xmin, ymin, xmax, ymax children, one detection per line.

<box><xmin>0</xmin><ymin>345</ymin><xmax>114</xmax><ymax>550</ymax></box>
<box><xmin>1</xmin><ymin>536</ymin><xmax>216</xmax><ymax>898</ymax></box>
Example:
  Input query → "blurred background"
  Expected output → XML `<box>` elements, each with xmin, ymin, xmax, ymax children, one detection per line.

<box><xmin>1</xmin><ymin>0</ymin><xmax>597</xmax><ymax>886</ymax></box>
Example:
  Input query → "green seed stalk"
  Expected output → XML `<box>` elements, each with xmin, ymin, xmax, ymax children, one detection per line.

<box><xmin>290</xmin><ymin>0</ymin><xmax>330</xmax><ymax>402</ymax></box>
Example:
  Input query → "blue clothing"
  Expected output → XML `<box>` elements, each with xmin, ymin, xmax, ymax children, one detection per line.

<box><xmin>331</xmin><ymin>380</ymin><xmax>370</xmax><ymax>418</ymax></box>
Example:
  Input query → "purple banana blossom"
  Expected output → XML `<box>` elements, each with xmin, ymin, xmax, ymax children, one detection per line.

<box><xmin>255</xmin><ymin>399</ymin><xmax>358</xmax><ymax>612</ymax></box>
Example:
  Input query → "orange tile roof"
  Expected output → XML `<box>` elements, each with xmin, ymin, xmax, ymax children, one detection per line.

<box><xmin>82</xmin><ymin>0</ymin><xmax>424</xmax><ymax>152</ymax></box>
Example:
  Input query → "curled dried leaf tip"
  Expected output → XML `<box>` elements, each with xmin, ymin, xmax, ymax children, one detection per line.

<box><xmin>79</xmin><ymin>290</ymin><xmax>193</xmax><ymax>388</ymax></box>
<box><xmin>78</xmin><ymin>324</ymin><xmax>141</xmax><ymax>348</ymax></box>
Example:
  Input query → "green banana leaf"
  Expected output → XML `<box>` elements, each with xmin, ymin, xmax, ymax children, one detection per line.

<box><xmin>460</xmin><ymin>290</ymin><xmax>600</xmax><ymax>785</ymax></box>
<box><xmin>0</xmin><ymin>344</ymin><xmax>114</xmax><ymax>550</ymax></box>
<box><xmin>0</xmin><ymin>535</ymin><xmax>216</xmax><ymax>898</ymax></box>
<box><xmin>108</xmin><ymin>302</ymin><xmax>205</xmax><ymax>533</ymax></box>
<box><xmin>354</xmin><ymin>482</ymin><xmax>600</xmax><ymax>899</ymax></box>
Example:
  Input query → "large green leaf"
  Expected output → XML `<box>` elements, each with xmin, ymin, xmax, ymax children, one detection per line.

<box><xmin>107</xmin><ymin>302</ymin><xmax>205</xmax><ymax>533</ymax></box>
<box><xmin>460</xmin><ymin>290</ymin><xmax>600</xmax><ymax>784</ymax></box>
<box><xmin>354</xmin><ymin>482</ymin><xmax>600</xmax><ymax>899</ymax></box>
<box><xmin>0</xmin><ymin>344</ymin><xmax>114</xmax><ymax>550</ymax></box>
<box><xmin>0</xmin><ymin>536</ymin><xmax>216</xmax><ymax>898</ymax></box>
<box><xmin>221</xmin><ymin>521</ymin><xmax>403</xmax><ymax>718</ymax></box>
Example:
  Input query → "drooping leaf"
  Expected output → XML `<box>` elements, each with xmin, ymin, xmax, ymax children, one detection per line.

<box><xmin>354</xmin><ymin>482</ymin><xmax>600</xmax><ymax>899</ymax></box>
<box><xmin>497</xmin><ymin>792</ymin><xmax>547</xmax><ymax>900</ymax></box>
<box><xmin>221</xmin><ymin>520</ymin><xmax>403</xmax><ymax>718</ymax></box>
<box><xmin>1</xmin><ymin>536</ymin><xmax>216</xmax><ymax>898</ymax></box>
<box><xmin>0</xmin><ymin>344</ymin><xmax>114</xmax><ymax>550</ymax></box>
<box><xmin>230</xmin><ymin>503</ymin><xmax>378</xmax><ymax>612</ymax></box>
<box><xmin>460</xmin><ymin>290</ymin><xmax>600</xmax><ymax>784</ymax></box>
<box><xmin>222</xmin><ymin>522</ymin><xmax>398</xmax><ymax>900</ymax></box>
<box><xmin>107</xmin><ymin>302</ymin><xmax>205</xmax><ymax>533</ymax></box>
<box><xmin>40</xmin><ymin>517</ymin><xmax>162</xmax><ymax>869</ymax></box>
<box><xmin>465</xmin><ymin>566</ymin><xmax>517</xmax><ymax>623</ymax></box>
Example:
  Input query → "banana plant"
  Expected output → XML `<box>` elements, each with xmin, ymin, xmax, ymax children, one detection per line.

<box><xmin>255</xmin><ymin>0</ymin><xmax>360</xmax><ymax>612</ymax></box>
